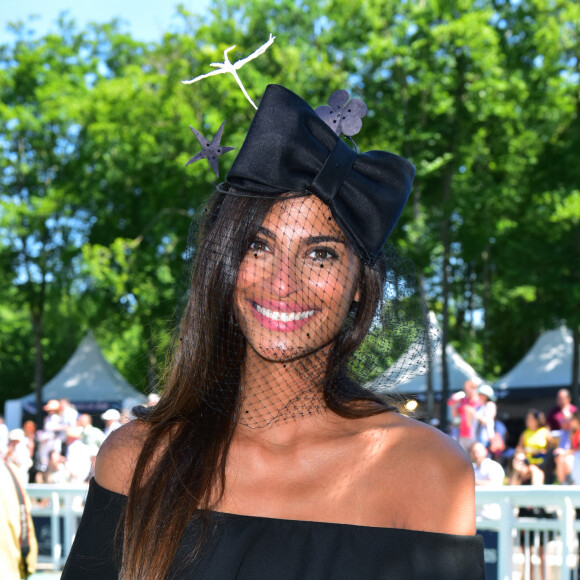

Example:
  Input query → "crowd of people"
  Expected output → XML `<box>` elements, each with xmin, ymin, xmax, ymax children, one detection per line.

<box><xmin>448</xmin><ymin>383</ymin><xmax>580</xmax><ymax>489</ymax></box>
<box><xmin>0</xmin><ymin>394</ymin><xmax>161</xmax><ymax>579</ymax></box>
<box><xmin>0</xmin><ymin>396</ymin><xmax>160</xmax><ymax>487</ymax></box>
<box><xmin>2</xmin><ymin>386</ymin><xmax>577</xmax><ymax>490</ymax></box>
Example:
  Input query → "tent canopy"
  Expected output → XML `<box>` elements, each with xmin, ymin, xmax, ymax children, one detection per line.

<box><xmin>4</xmin><ymin>332</ymin><xmax>145</xmax><ymax>428</ymax></box>
<box><xmin>367</xmin><ymin>312</ymin><xmax>484</xmax><ymax>399</ymax></box>
<box><xmin>493</xmin><ymin>325</ymin><xmax>580</xmax><ymax>398</ymax></box>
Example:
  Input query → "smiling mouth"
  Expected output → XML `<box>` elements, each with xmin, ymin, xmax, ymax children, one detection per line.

<box><xmin>254</xmin><ymin>303</ymin><xmax>316</xmax><ymax>322</ymax></box>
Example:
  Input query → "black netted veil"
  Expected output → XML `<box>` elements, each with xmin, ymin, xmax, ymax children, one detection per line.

<box><xmin>169</xmin><ymin>185</ymin><xmax>436</xmax><ymax>429</ymax></box>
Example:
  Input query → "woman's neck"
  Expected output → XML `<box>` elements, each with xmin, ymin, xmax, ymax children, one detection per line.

<box><xmin>238</xmin><ymin>344</ymin><xmax>331</xmax><ymax>427</ymax></box>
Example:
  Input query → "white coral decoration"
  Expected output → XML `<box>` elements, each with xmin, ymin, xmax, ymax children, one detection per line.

<box><xmin>182</xmin><ymin>34</ymin><xmax>276</xmax><ymax>110</ymax></box>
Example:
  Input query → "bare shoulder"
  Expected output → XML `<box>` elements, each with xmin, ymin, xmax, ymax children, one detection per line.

<box><xmin>386</xmin><ymin>413</ymin><xmax>473</xmax><ymax>477</ymax></box>
<box><xmin>94</xmin><ymin>419</ymin><xmax>150</xmax><ymax>495</ymax></box>
<box><xmin>370</xmin><ymin>412</ymin><xmax>476</xmax><ymax>535</ymax></box>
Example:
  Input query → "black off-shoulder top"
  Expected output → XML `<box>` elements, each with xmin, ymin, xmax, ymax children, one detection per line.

<box><xmin>61</xmin><ymin>478</ymin><xmax>485</xmax><ymax>579</ymax></box>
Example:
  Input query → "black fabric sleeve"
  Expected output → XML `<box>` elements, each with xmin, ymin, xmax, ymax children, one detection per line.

<box><xmin>61</xmin><ymin>478</ymin><xmax>126</xmax><ymax>580</ymax></box>
<box><xmin>61</xmin><ymin>478</ymin><xmax>485</xmax><ymax>580</ymax></box>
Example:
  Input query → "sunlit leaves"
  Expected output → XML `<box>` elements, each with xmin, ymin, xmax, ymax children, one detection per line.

<box><xmin>0</xmin><ymin>0</ymin><xmax>578</xmax><ymax>405</ymax></box>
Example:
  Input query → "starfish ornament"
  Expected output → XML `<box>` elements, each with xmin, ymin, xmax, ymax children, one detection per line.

<box><xmin>186</xmin><ymin>121</ymin><xmax>235</xmax><ymax>178</ymax></box>
<box><xmin>182</xmin><ymin>34</ymin><xmax>276</xmax><ymax>109</ymax></box>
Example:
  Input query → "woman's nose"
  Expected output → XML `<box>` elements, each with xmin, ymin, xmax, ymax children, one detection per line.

<box><xmin>267</xmin><ymin>254</ymin><xmax>298</xmax><ymax>296</ymax></box>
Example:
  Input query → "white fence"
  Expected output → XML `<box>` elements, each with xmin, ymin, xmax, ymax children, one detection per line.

<box><xmin>25</xmin><ymin>483</ymin><xmax>580</xmax><ymax>577</ymax></box>
<box><xmin>26</xmin><ymin>483</ymin><xmax>87</xmax><ymax>569</ymax></box>
<box><xmin>475</xmin><ymin>486</ymin><xmax>580</xmax><ymax>580</ymax></box>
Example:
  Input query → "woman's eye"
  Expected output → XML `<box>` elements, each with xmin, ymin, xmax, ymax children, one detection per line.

<box><xmin>250</xmin><ymin>240</ymin><xmax>269</xmax><ymax>252</ymax></box>
<box><xmin>309</xmin><ymin>248</ymin><xmax>337</xmax><ymax>261</ymax></box>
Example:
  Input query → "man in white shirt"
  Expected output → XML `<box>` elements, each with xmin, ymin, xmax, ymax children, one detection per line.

<box><xmin>470</xmin><ymin>441</ymin><xmax>505</xmax><ymax>486</ymax></box>
<box><xmin>5</xmin><ymin>429</ymin><xmax>33</xmax><ymax>485</ymax></box>
<box><xmin>101</xmin><ymin>409</ymin><xmax>122</xmax><ymax>438</ymax></box>
<box><xmin>59</xmin><ymin>399</ymin><xmax>79</xmax><ymax>431</ymax></box>
<box><xmin>470</xmin><ymin>441</ymin><xmax>505</xmax><ymax>520</ymax></box>
<box><xmin>64</xmin><ymin>427</ymin><xmax>92</xmax><ymax>484</ymax></box>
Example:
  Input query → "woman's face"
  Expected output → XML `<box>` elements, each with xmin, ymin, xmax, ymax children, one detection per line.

<box><xmin>234</xmin><ymin>195</ymin><xmax>360</xmax><ymax>362</ymax></box>
<box><xmin>526</xmin><ymin>413</ymin><xmax>539</xmax><ymax>431</ymax></box>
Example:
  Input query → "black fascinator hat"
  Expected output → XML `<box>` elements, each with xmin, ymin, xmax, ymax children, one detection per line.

<box><xmin>225</xmin><ymin>84</ymin><xmax>415</xmax><ymax>264</ymax></box>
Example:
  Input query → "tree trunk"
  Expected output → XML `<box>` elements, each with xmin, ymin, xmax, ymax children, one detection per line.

<box><xmin>411</xmin><ymin>187</ymin><xmax>434</xmax><ymax>418</ymax></box>
<box><xmin>439</xmin><ymin>185</ymin><xmax>452</xmax><ymax>433</ymax></box>
<box><xmin>147</xmin><ymin>322</ymin><xmax>158</xmax><ymax>393</ymax></box>
<box><xmin>438</xmin><ymin>49</ymin><xmax>466</xmax><ymax>432</ymax></box>
<box><xmin>420</xmin><ymin>273</ymin><xmax>434</xmax><ymax>419</ymax></box>
<box><xmin>31</xmin><ymin>308</ymin><xmax>44</xmax><ymax>429</ymax></box>
<box><xmin>481</xmin><ymin>242</ymin><xmax>491</xmax><ymax>372</ymax></box>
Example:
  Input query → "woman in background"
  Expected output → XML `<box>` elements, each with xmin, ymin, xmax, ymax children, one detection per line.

<box><xmin>514</xmin><ymin>409</ymin><xmax>552</xmax><ymax>484</ymax></box>
<box><xmin>473</xmin><ymin>383</ymin><xmax>497</xmax><ymax>450</ymax></box>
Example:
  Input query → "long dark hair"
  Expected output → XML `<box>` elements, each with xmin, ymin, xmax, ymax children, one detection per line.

<box><xmin>120</xmin><ymin>191</ymin><xmax>395</xmax><ymax>579</ymax></box>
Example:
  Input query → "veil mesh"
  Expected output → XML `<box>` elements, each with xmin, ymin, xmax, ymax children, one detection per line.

<box><xmin>169</xmin><ymin>186</ymin><xmax>437</xmax><ymax>428</ymax></box>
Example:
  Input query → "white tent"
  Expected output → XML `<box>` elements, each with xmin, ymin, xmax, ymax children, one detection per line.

<box><xmin>4</xmin><ymin>332</ymin><xmax>146</xmax><ymax>429</ymax></box>
<box><xmin>493</xmin><ymin>325</ymin><xmax>580</xmax><ymax>397</ymax></box>
<box><xmin>367</xmin><ymin>312</ymin><xmax>484</xmax><ymax>398</ymax></box>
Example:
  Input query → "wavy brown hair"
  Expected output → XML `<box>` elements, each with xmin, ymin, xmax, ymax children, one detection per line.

<box><xmin>119</xmin><ymin>191</ymin><xmax>395</xmax><ymax>579</ymax></box>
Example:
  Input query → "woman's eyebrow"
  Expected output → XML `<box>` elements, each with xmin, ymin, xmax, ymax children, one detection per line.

<box><xmin>256</xmin><ymin>228</ymin><xmax>346</xmax><ymax>246</ymax></box>
<box><xmin>306</xmin><ymin>235</ymin><xmax>346</xmax><ymax>245</ymax></box>
<box><xmin>256</xmin><ymin>226</ymin><xmax>275</xmax><ymax>239</ymax></box>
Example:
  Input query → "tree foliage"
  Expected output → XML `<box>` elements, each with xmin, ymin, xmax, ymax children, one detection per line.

<box><xmin>1</xmin><ymin>0</ymin><xmax>578</xmax><ymax>414</ymax></box>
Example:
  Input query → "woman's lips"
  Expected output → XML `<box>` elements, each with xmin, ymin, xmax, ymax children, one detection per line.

<box><xmin>250</xmin><ymin>301</ymin><xmax>316</xmax><ymax>332</ymax></box>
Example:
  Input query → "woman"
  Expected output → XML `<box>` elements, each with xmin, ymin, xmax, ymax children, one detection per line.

<box><xmin>62</xmin><ymin>85</ymin><xmax>484</xmax><ymax>579</ymax></box>
<box><xmin>473</xmin><ymin>383</ymin><xmax>497</xmax><ymax>449</ymax></box>
<box><xmin>515</xmin><ymin>409</ymin><xmax>552</xmax><ymax>485</ymax></box>
<box><xmin>447</xmin><ymin>379</ymin><xmax>481</xmax><ymax>451</ymax></box>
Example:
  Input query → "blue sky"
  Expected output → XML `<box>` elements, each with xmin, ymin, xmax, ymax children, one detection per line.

<box><xmin>0</xmin><ymin>0</ymin><xmax>211</xmax><ymax>43</ymax></box>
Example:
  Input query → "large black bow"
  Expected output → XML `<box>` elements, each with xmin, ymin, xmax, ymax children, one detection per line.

<box><xmin>226</xmin><ymin>84</ymin><xmax>415</xmax><ymax>263</ymax></box>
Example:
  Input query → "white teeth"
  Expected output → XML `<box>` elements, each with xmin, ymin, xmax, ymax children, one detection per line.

<box><xmin>255</xmin><ymin>304</ymin><xmax>315</xmax><ymax>322</ymax></box>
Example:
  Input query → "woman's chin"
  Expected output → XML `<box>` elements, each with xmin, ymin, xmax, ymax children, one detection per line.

<box><xmin>251</xmin><ymin>343</ymin><xmax>305</xmax><ymax>362</ymax></box>
<box><xmin>246</xmin><ymin>337</ymin><xmax>321</xmax><ymax>363</ymax></box>
<box><xmin>246</xmin><ymin>338</ymin><xmax>334</xmax><ymax>366</ymax></box>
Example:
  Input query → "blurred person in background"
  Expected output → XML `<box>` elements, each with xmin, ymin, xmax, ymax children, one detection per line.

<box><xmin>514</xmin><ymin>409</ymin><xmax>552</xmax><ymax>485</ymax></box>
<box><xmin>547</xmin><ymin>389</ymin><xmax>577</xmax><ymax>447</ymax></box>
<box><xmin>447</xmin><ymin>379</ymin><xmax>482</xmax><ymax>452</ymax></box>
<box><xmin>21</xmin><ymin>421</ymin><xmax>38</xmax><ymax>483</ymax></box>
<box><xmin>507</xmin><ymin>450</ymin><xmax>545</xmax><ymax>485</ymax></box>
<box><xmin>78</xmin><ymin>414</ymin><xmax>106</xmax><ymax>450</ymax></box>
<box><xmin>60</xmin><ymin>398</ymin><xmax>79</xmax><ymax>430</ymax></box>
<box><xmin>470</xmin><ymin>442</ymin><xmax>505</xmax><ymax>487</ymax></box>
<box><xmin>101</xmin><ymin>409</ymin><xmax>122</xmax><ymax>437</ymax></box>
<box><xmin>120</xmin><ymin>410</ymin><xmax>133</xmax><ymax>424</ymax></box>
<box><xmin>147</xmin><ymin>393</ymin><xmax>160</xmax><ymax>407</ymax></box>
<box><xmin>43</xmin><ymin>399</ymin><xmax>65</xmax><ymax>445</ymax></box>
<box><xmin>553</xmin><ymin>411</ymin><xmax>580</xmax><ymax>484</ymax></box>
<box><xmin>5</xmin><ymin>429</ymin><xmax>33</xmax><ymax>485</ymax></box>
<box><xmin>45</xmin><ymin>449</ymin><xmax>68</xmax><ymax>484</ymax></box>
<box><xmin>0</xmin><ymin>461</ymin><xmax>38</xmax><ymax>579</ymax></box>
<box><xmin>470</xmin><ymin>441</ymin><xmax>504</xmax><ymax>520</ymax></box>
<box><xmin>21</xmin><ymin>422</ymin><xmax>36</xmax><ymax>457</ymax></box>
<box><xmin>65</xmin><ymin>427</ymin><xmax>92</xmax><ymax>484</ymax></box>
<box><xmin>34</xmin><ymin>429</ymin><xmax>61</xmax><ymax>483</ymax></box>
<box><xmin>473</xmin><ymin>384</ymin><xmax>497</xmax><ymax>450</ymax></box>
<box><xmin>0</xmin><ymin>415</ymin><xmax>10</xmax><ymax>457</ymax></box>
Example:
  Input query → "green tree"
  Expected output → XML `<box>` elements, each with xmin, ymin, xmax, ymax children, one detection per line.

<box><xmin>1</xmin><ymin>1</ymin><xmax>578</xmax><ymax>423</ymax></box>
<box><xmin>0</xmin><ymin>18</ymin><xmax>93</xmax><ymax>421</ymax></box>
